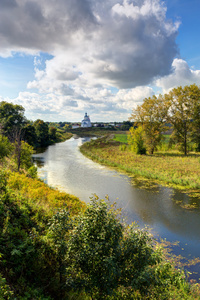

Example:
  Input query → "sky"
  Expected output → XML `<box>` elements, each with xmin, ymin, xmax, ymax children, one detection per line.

<box><xmin>0</xmin><ymin>0</ymin><xmax>200</xmax><ymax>122</ymax></box>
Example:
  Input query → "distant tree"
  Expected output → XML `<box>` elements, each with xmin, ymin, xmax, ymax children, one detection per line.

<box><xmin>34</xmin><ymin>119</ymin><xmax>49</xmax><ymax>147</ymax></box>
<box><xmin>0</xmin><ymin>101</ymin><xmax>26</xmax><ymax>141</ymax></box>
<box><xmin>24</xmin><ymin>124</ymin><xmax>37</xmax><ymax>148</ymax></box>
<box><xmin>121</xmin><ymin>121</ymin><xmax>133</xmax><ymax>131</ymax></box>
<box><xmin>130</xmin><ymin>95</ymin><xmax>169</xmax><ymax>154</ymax></box>
<box><xmin>49</xmin><ymin>126</ymin><xmax>57</xmax><ymax>141</ymax></box>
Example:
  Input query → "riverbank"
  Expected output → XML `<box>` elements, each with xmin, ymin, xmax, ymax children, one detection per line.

<box><xmin>80</xmin><ymin>136</ymin><xmax>200</xmax><ymax>200</ymax></box>
<box><xmin>2</xmin><ymin>137</ymin><xmax>199</xmax><ymax>298</ymax></box>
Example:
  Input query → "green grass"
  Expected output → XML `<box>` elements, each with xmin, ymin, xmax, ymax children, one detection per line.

<box><xmin>113</xmin><ymin>133</ymin><xmax>128</xmax><ymax>144</ymax></box>
<box><xmin>80</xmin><ymin>136</ymin><xmax>200</xmax><ymax>196</ymax></box>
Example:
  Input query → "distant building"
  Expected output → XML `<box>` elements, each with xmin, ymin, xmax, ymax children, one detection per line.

<box><xmin>72</xmin><ymin>123</ymin><xmax>81</xmax><ymax>129</ymax></box>
<box><xmin>81</xmin><ymin>112</ymin><xmax>92</xmax><ymax>128</ymax></box>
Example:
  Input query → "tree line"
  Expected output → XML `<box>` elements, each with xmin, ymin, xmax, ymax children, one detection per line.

<box><xmin>129</xmin><ymin>84</ymin><xmax>200</xmax><ymax>155</ymax></box>
<box><xmin>0</xmin><ymin>101</ymin><xmax>66</xmax><ymax>172</ymax></box>
<box><xmin>0</xmin><ymin>101</ymin><xmax>58</xmax><ymax>148</ymax></box>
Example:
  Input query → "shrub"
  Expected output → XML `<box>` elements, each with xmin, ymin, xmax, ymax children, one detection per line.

<box><xmin>128</xmin><ymin>126</ymin><xmax>146</xmax><ymax>155</ymax></box>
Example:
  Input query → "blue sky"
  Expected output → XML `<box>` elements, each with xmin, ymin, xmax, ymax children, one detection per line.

<box><xmin>0</xmin><ymin>0</ymin><xmax>200</xmax><ymax>122</ymax></box>
<box><xmin>166</xmin><ymin>0</ymin><xmax>200</xmax><ymax>68</ymax></box>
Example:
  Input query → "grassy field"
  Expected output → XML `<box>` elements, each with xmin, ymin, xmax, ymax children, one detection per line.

<box><xmin>80</xmin><ymin>135</ymin><xmax>200</xmax><ymax>197</ymax></box>
<box><xmin>113</xmin><ymin>133</ymin><xmax>128</xmax><ymax>144</ymax></box>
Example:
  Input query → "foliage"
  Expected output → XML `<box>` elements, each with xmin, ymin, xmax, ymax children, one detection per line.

<box><xmin>0</xmin><ymin>101</ymin><xmax>26</xmax><ymax>141</ymax></box>
<box><xmin>1</xmin><ymin>168</ymin><xmax>200</xmax><ymax>299</ymax></box>
<box><xmin>0</xmin><ymin>171</ymin><xmax>52</xmax><ymax>299</ymax></box>
<box><xmin>167</xmin><ymin>85</ymin><xmax>200</xmax><ymax>155</ymax></box>
<box><xmin>0</xmin><ymin>170</ymin><xmax>85</xmax><ymax>299</ymax></box>
<box><xmin>47</xmin><ymin>209</ymin><xmax>72</xmax><ymax>298</ymax></box>
<box><xmin>130</xmin><ymin>84</ymin><xmax>200</xmax><ymax>155</ymax></box>
<box><xmin>121</xmin><ymin>121</ymin><xmax>133</xmax><ymax>131</ymax></box>
<box><xmin>0</xmin><ymin>273</ymin><xmax>14</xmax><ymax>299</ymax></box>
<box><xmin>27</xmin><ymin>165</ymin><xmax>38</xmax><ymax>178</ymax></box>
<box><xmin>66</xmin><ymin>196</ymin><xmax>124</xmax><ymax>299</ymax></box>
<box><xmin>130</xmin><ymin>95</ymin><xmax>169</xmax><ymax>154</ymax></box>
<box><xmin>34</xmin><ymin>119</ymin><xmax>50</xmax><ymax>147</ymax></box>
<box><xmin>12</xmin><ymin>140</ymin><xmax>34</xmax><ymax>172</ymax></box>
<box><xmin>128</xmin><ymin>126</ymin><xmax>146</xmax><ymax>154</ymax></box>
<box><xmin>0</xmin><ymin>134</ymin><xmax>13</xmax><ymax>161</ymax></box>
<box><xmin>24</xmin><ymin>123</ymin><xmax>38</xmax><ymax>148</ymax></box>
<box><xmin>49</xmin><ymin>126</ymin><xmax>57</xmax><ymax>141</ymax></box>
<box><xmin>7</xmin><ymin>171</ymin><xmax>85</xmax><ymax>216</ymax></box>
<box><xmin>66</xmin><ymin>196</ymin><xmax>199</xmax><ymax>299</ymax></box>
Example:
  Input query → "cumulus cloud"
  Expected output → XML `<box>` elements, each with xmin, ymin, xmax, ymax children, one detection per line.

<box><xmin>0</xmin><ymin>0</ymin><xmax>179</xmax><ymax>88</ymax></box>
<box><xmin>12</xmin><ymin>84</ymin><xmax>154</xmax><ymax>122</ymax></box>
<box><xmin>0</xmin><ymin>0</ymin><xmax>185</xmax><ymax>121</ymax></box>
<box><xmin>155</xmin><ymin>58</ymin><xmax>200</xmax><ymax>93</ymax></box>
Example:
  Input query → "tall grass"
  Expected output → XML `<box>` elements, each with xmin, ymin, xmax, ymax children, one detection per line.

<box><xmin>7</xmin><ymin>171</ymin><xmax>85</xmax><ymax>216</ymax></box>
<box><xmin>80</xmin><ymin>137</ymin><xmax>200</xmax><ymax>191</ymax></box>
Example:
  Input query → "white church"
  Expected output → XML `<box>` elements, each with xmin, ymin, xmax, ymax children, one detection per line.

<box><xmin>81</xmin><ymin>112</ymin><xmax>92</xmax><ymax>128</ymax></box>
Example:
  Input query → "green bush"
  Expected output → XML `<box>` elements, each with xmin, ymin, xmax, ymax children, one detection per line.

<box><xmin>65</xmin><ymin>196</ymin><xmax>196</xmax><ymax>299</ymax></box>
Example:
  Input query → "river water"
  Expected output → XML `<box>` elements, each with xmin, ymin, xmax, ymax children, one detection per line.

<box><xmin>33</xmin><ymin>136</ymin><xmax>200</xmax><ymax>279</ymax></box>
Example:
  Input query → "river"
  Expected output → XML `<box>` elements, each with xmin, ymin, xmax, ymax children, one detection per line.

<box><xmin>33</xmin><ymin>136</ymin><xmax>200</xmax><ymax>279</ymax></box>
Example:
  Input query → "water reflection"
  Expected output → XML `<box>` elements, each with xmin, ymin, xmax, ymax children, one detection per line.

<box><xmin>33</xmin><ymin>137</ymin><xmax>200</xmax><ymax>275</ymax></box>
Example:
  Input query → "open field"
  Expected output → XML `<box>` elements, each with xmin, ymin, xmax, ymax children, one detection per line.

<box><xmin>70</xmin><ymin>127</ymin><xmax>125</xmax><ymax>137</ymax></box>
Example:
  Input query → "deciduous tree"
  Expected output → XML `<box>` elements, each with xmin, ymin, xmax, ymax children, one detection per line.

<box><xmin>128</xmin><ymin>126</ymin><xmax>146</xmax><ymax>154</ymax></box>
<box><xmin>130</xmin><ymin>95</ymin><xmax>169</xmax><ymax>154</ymax></box>
<box><xmin>0</xmin><ymin>101</ymin><xmax>26</xmax><ymax>141</ymax></box>
<box><xmin>167</xmin><ymin>84</ymin><xmax>200</xmax><ymax>155</ymax></box>
<box><xmin>34</xmin><ymin>119</ymin><xmax>49</xmax><ymax>147</ymax></box>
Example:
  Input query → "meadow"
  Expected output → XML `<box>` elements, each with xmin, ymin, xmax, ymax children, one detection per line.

<box><xmin>80</xmin><ymin>134</ymin><xmax>200</xmax><ymax>195</ymax></box>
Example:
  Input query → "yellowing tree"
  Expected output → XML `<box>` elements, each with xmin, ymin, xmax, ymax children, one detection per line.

<box><xmin>130</xmin><ymin>95</ymin><xmax>169</xmax><ymax>154</ymax></box>
<box><xmin>128</xmin><ymin>126</ymin><xmax>146</xmax><ymax>154</ymax></box>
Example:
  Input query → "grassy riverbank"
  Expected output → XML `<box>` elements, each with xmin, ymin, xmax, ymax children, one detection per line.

<box><xmin>1</xmin><ymin>144</ymin><xmax>200</xmax><ymax>298</ymax></box>
<box><xmin>80</xmin><ymin>135</ymin><xmax>200</xmax><ymax>197</ymax></box>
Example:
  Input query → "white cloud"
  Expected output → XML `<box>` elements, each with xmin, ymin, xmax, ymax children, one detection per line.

<box><xmin>156</xmin><ymin>58</ymin><xmax>200</xmax><ymax>93</ymax></box>
<box><xmin>0</xmin><ymin>0</ymin><xmax>179</xmax><ymax>88</ymax></box>
<box><xmin>0</xmin><ymin>0</ymin><xmax>185</xmax><ymax>121</ymax></box>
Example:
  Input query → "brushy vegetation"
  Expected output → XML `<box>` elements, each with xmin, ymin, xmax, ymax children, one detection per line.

<box><xmin>80</xmin><ymin>135</ymin><xmax>200</xmax><ymax>192</ymax></box>
<box><xmin>0</xmin><ymin>169</ymin><xmax>85</xmax><ymax>299</ymax></box>
<box><xmin>1</xmin><ymin>177</ymin><xmax>200</xmax><ymax>299</ymax></box>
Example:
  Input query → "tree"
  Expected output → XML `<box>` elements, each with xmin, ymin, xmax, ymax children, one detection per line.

<box><xmin>128</xmin><ymin>126</ymin><xmax>146</xmax><ymax>154</ymax></box>
<box><xmin>121</xmin><ymin>121</ymin><xmax>133</xmax><ymax>131</ymax></box>
<box><xmin>33</xmin><ymin>119</ymin><xmax>49</xmax><ymax>147</ymax></box>
<box><xmin>0</xmin><ymin>135</ymin><xmax>13</xmax><ymax>161</ymax></box>
<box><xmin>49</xmin><ymin>126</ymin><xmax>57</xmax><ymax>141</ymax></box>
<box><xmin>130</xmin><ymin>95</ymin><xmax>169</xmax><ymax>154</ymax></box>
<box><xmin>13</xmin><ymin>138</ymin><xmax>34</xmax><ymax>172</ymax></box>
<box><xmin>167</xmin><ymin>85</ymin><xmax>200</xmax><ymax>155</ymax></box>
<box><xmin>0</xmin><ymin>101</ymin><xmax>26</xmax><ymax>141</ymax></box>
<box><xmin>24</xmin><ymin>124</ymin><xmax>37</xmax><ymax>148</ymax></box>
<box><xmin>185</xmin><ymin>84</ymin><xmax>200</xmax><ymax>152</ymax></box>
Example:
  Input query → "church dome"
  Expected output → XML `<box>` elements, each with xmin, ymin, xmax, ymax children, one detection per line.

<box><xmin>81</xmin><ymin>113</ymin><xmax>92</xmax><ymax>127</ymax></box>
